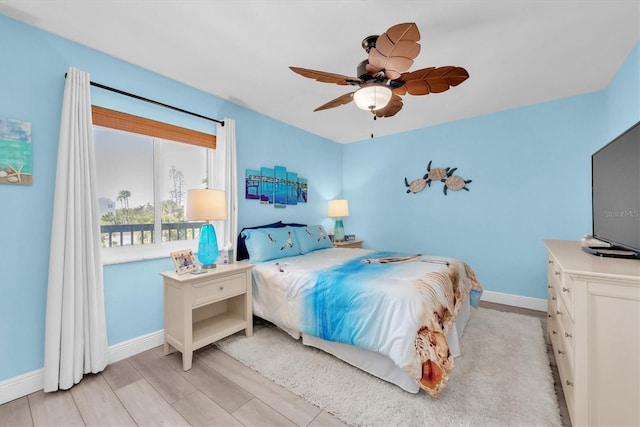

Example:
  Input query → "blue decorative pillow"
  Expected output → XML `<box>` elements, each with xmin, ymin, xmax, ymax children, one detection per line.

<box><xmin>236</xmin><ymin>221</ymin><xmax>285</xmax><ymax>261</ymax></box>
<box><xmin>294</xmin><ymin>225</ymin><xmax>333</xmax><ymax>254</ymax></box>
<box><xmin>242</xmin><ymin>226</ymin><xmax>301</xmax><ymax>262</ymax></box>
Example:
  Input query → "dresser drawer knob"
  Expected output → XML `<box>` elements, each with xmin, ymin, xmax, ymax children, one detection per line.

<box><xmin>556</xmin><ymin>310</ymin><xmax>562</xmax><ymax>316</ymax></box>
<box><xmin>557</xmin><ymin>349</ymin><xmax>565</xmax><ymax>355</ymax></box>
<box><xmin>552</xmin><ymin>330</ymin><xmax>557</xmax><ymax>335</ymax></box>
<box><xmin>566</xmin><ymin>380</ymin><xmax>574</xmax><ymax>387</ymax></box>
<box><xmin>548</xmin><ymin>260</ymin><xmax>553</xmax><ymax>264</ymax></box>
<box><xmin>554</xmin><ymin>271</ymin><xmax>561</xmax><ymax>276</ymax></box>
<box><xmin>562</xmin><ymin>286</ymin><xmax>570</xmax><ymax>293</ymax></box>
<box><xmin>219</xmin><ymin>285</ymin><xmax>224</xmax><ymax>290</ymax></box>
<box><xmin>547</xmin><ymin>314</ymin><xmax>553</xmax><ymax>319</ymax></box>
<box><xmin>565</xmin><ymin>332</ymin><xmax>572</xmax><ymax>338</ymax></box>
<box><xmin>547</xmin><ymin>285</ymin><xmax>552</xmax><ymax>289</ymax></box>
<box><xmin>552</xmin><ymin>296</ymin><xmax>556</xmax><ymax>301</ymax></box>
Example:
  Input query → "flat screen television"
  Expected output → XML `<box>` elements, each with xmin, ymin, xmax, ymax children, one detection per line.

<box><xmin>584</xmin><ymin>120</ymin><xmax>640</xmax><ymax>259</ymax></box>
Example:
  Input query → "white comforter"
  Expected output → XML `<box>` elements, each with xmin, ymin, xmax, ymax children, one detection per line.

<box><xmin>251</xmin><ymin>247</ymin><xmax>482</xmax><ymax>397</ymax></box>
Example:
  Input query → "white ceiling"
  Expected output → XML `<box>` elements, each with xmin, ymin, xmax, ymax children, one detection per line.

<box><xmin>1</xmin><ymin>1</ymin><xmax>639</xmax><ymax>143</ymax></box>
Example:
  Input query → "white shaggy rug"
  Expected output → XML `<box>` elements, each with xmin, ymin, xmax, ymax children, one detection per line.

<box><xmin>216</xmin><ymin>308</ymin><xmax>562</xmax><ymax>426</ymax></box>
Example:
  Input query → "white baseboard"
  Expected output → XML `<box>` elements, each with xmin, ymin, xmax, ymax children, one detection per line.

<box><xmin>1</xmin><ymin>291</ymin><xmax>547</xmax><ymax>404</ymax></box>
<box><xmin>480</xmin><ymin>290</ymin><xmax>547</xmax><ymax>312</ymax></box>
<box><xmin>0</xmin><ymin>368</ymin><xmax>44</xmax><ymax>405</ymax></box>
<box><xmin>107</xmin><ymin>329</ymin><xmax>164</xmax><ymax>365</ymax></box>
<box><xmin>0</xmin><ymin>329</ymin><xmax>164</xmax><ymax>405</ymax></box>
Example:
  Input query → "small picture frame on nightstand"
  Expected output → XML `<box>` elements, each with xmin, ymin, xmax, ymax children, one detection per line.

<box><xmin>171</xmin><ymin>249</ymin><xmax>196</xmax><ymax>275</ymax></box>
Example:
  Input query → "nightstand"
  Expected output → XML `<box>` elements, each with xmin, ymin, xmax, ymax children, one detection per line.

<box><xmin>333</xmin><ymin>239</ymin><xmax>364</xmax><ymax>248</ymax></box>
<box><xmin>160</xmin><ymin>262</ymin><xmax>254</xmax><ymax>371</ymax></box>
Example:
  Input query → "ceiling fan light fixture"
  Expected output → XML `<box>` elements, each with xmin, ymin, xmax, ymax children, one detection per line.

<box><xmin>353</xmin><ymin>84</ymin><xmax>392</xmax><ymax>111</ymax></box>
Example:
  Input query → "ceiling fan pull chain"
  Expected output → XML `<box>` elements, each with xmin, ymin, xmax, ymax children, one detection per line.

<box><xmin>371</xmin><ymin>113</ymin><xmax>377</xmax><ymax>138</ymax></box>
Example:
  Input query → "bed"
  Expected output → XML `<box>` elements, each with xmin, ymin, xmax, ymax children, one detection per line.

<box><xmin>238</xmin><ymin>222</ymin><xmax>483</xmax><ymax>398</ymax></box>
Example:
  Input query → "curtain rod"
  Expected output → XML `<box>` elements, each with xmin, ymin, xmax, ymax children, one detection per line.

<box><xmin>64</xmin><ymin>73</ymin><xmax>224</xmax><ymax>126</ymax></box>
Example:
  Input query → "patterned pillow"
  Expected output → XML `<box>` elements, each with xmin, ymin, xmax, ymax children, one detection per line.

<box><xmin>236</xmin><ymin>221</ymin><xmax>285</xmax><ymax>261</ymax></box>
<box><xmin>242</xmin><ymin>226</ymin><xmax>300</xmax><ymax>262</ymax></box>
<box><xmin>294</xmin><ymin>225</ymin><xmax>333</xmax><ymax>254</ymax></box>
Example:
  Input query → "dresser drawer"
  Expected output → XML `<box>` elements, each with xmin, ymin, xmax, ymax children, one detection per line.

<box><xmin>556</xmin><ymin>296</ymin><xmax>574</xmax><ymax>358</ymax></box>
<box><xmin>547</xmin><ymin>256</ymin><xmax>559</xmax><ymax>286</ymax></box>
<box><xmin>558</xmin><ymin>274</ymin><xmax>574</xmax><ymax>320</ymax></box>
<box><xmin>546</xmin><ymin>288</ymin><xmax>559</xmax><ymax>341</ymax></box>
<box><xmin>193</xmin><ymin>273</ymin><xmax>246</xmax><ymax>307</ymax></box>
<box><xmin>554</xmin><ymin>334</ymin><xmax>576</xmax><ymax>424</ymax></box>
<box><xmin>554</xmin><ymin>303</ymin><xmax>575</xmax><ymax>373</ymax></box>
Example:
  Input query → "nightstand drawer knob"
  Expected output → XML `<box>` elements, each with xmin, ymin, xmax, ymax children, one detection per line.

<box><xmin>562</xmin><ymin>286</ymin><xmax>570</xmax><ymax>293</ymax></box>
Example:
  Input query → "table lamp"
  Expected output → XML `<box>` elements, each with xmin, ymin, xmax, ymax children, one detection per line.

<box><xmin>186</xmin><ymin>189</ymin><xmax>227</xmax><ymax>269</ymax></box>
<box><xmin>328</xmin><ymin>199</ymin><xmax>349</xmax><ymax>242</ymax></box>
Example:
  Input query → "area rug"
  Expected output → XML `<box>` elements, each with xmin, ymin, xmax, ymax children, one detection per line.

<box><xmin>215</xmin><ymin>308</ymin><xmax>562</xmax><ymax>426</ymax></box>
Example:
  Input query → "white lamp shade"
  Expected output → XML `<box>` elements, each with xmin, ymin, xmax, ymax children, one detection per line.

<box><xmin>186</xmin><ymin>189</ymin><xmax>227</xmax><ymax>221</ymax></box>
<box><xmin>328</xmin><ymin>199</ymin><xmax>349</xmax><ymax>218</ymax></box>
<box><xmin>353</xmin><ymin>85</ymin><xmax>392</xmax><ymax>111</ymax></box>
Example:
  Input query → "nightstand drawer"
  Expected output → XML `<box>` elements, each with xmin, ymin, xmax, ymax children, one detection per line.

<box><xmin>193</xmin><ymin>273</ymin><xmax>246</xmax><ymax>306</ymax></box>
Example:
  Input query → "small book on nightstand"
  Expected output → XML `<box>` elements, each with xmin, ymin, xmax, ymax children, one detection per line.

<box><xmin>333</xmin><ymin>239</ymin><xmax>363</xmax><ymax>249</ymax></box>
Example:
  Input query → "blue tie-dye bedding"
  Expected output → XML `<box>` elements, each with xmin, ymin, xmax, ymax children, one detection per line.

<box><xmin>251</xmin><ymin>248</ymin><xmax>483</xmax><ymax>398</ymax></box>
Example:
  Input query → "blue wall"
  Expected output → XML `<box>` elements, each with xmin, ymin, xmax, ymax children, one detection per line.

<box><xmin>0</xmin><ymin>12</ymin><xmax>638</xmax><ymax>384</ymax></box>
<box><xmin>343</xmin><ymin>43</ymin><xmax>640</xmax><ymax>300</ymax></box>
<box><xmin>0</xmin><ymin>15</ymin><xmax>341</xmax><ymax>382</ymax></box>
<box><xmin>343</xmin><ymin>93</ymin><xmax>604</xmax><ymax>299</ymax></box>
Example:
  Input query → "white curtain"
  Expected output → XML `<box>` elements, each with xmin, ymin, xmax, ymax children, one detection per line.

<box><xmin>213</xmin><ymin>118</ymin><xmax>238</xmax><ymax>255</ymax></box>
<box><xmin>44</xmin><ymin>67</ymin><xmax>108</xmax><ymax>392</ymax></box>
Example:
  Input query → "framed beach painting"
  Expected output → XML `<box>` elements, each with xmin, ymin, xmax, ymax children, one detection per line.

<box><xmin>0</xmin><ymin>117</ymin><xmax>32</xmax><ymax>185</ymax></box>
<box><xmin>245</xmin><ymin>165</ymin><xmax>308</xmax><ymax>207</ymax></box>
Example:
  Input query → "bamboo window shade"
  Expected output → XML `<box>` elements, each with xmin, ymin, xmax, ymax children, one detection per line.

<box><xmin>91</xmin><ymin>105</ymin><xmax>216</xmax><ymax>149</ymax></box>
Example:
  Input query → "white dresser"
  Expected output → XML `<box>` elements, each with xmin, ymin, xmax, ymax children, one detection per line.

<box><xmin>544</xmin><ymin>240</ymin><xmax>640</xmax><ymax>426</ymax></box>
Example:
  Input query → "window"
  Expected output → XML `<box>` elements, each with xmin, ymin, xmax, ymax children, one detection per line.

<box><xmin>92</xmin><ymin>106</ymin><xmax>217</xmax><ymax>263</ymax></box>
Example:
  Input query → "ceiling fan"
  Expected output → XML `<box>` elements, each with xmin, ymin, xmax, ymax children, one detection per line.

<box><xmin>290</xmin><ymin>22</ymin><xmax>469</xmax><ymax>118</ymax></box>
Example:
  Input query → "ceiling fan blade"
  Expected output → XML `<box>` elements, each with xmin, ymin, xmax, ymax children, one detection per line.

<box><xmin>314</xmin><ymin>92</ymin><xmax>356</xmax><ymax>112</ymax></box>
<box><xmin>399</xmin><ymin>66</ymin><xmax>469</xmax><ymax>95</ymax></box>
<box><xmin>367</xmin><ymin>23</ymin><xmax>421</xmax><ymax>80</ymax></box>
<box><xmin>290</xmin><ymin>67</ymin><xmax>361</xmax><ymax>86</ymax></box>
<box><xmin>385</xmin><ymin>22</ymin><xmax>421</xmax><ymax>44</ymax></box>
<box><xmin>391</xmin><ymin>85</ymin><xmax>408</xmax><ymax>96</ymax></box>
<box><xmin>375</xmin><ymin>94</ymin><xmax>404</xmax><ymax>118</ymax></box>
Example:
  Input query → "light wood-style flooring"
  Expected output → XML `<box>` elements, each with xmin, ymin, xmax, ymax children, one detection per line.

<box><xmin>0</xmin><ymin>302</ymin><xmax>570</xmax><ymax>427</ymax></box>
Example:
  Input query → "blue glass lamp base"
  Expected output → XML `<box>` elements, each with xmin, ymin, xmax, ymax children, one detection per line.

<box><xmin>334</xmin><ymin>218</ymin><xmax>345</xmax><ymax>242</ymax></box>
<box><xmin>197</xmin><ymin>223</ymin><xmax>219</xmax><ymax>268</ymax></box>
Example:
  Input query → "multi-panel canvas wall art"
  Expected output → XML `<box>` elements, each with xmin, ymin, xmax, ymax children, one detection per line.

<box><xmin>0</xmin><ymin>117</ymin><xmax>32</xmax><ymax>185</ymax></box>
<box><xmin>245</xmin><ymin>165</ymin><xmax>307</xmax><ymax>208</ymax></box>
